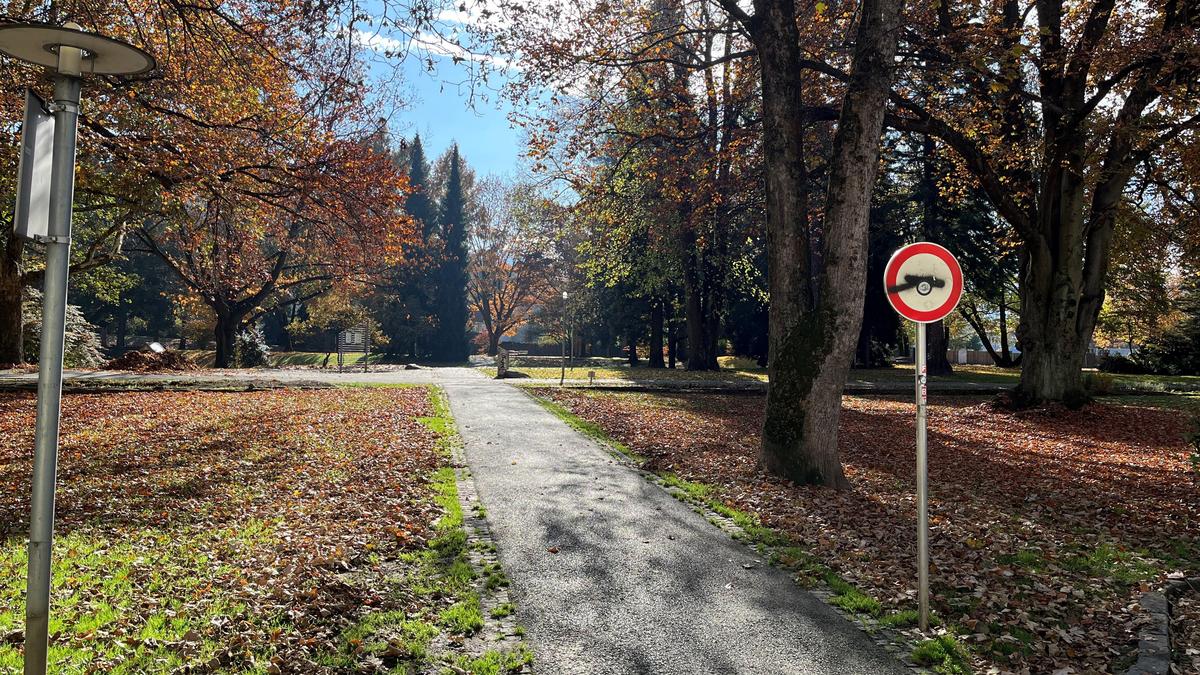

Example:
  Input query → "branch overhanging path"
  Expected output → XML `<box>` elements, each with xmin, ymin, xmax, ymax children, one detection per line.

<box><xmin>437</xmin><ymin>368</ymin><xmax>906</xmax><ymax>674</ymax></box>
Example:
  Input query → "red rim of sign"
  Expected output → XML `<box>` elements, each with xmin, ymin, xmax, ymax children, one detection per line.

<box><xmin>884</xmin><ymin>242</ymin><xmax>963</xmax><ymax>323</ymax></box>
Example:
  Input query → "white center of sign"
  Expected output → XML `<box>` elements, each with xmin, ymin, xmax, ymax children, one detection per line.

<box><xmin>892</xmin><ymin>253</ymin><xmax>955</xmax><ymax>313</ymax></box>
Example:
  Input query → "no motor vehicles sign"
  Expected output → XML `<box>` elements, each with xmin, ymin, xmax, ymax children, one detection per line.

<box><xmin>883</xmin><ymin>240</ymin><xmax>963</xmax><ymax>634</ymax></box>
<box><xmin>884</xmin><ymin>242</ymin><xmax>963</xmax><ymax>323</ymax></box>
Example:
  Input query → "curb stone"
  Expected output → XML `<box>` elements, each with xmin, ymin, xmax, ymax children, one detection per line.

<box><xmin>1128</xmin><ymin>576</ymin><xmax>1200</xmax><ymax>675</ymax></box>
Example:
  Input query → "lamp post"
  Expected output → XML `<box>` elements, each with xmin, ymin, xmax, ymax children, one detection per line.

<box><xmin>0</xmin><ymin>22</ymin><xmax>154</xmax><ymax>675</ymax></box>
<box><xmin>560</xmin><ymin>290</ymin><xmax>568</xmax><ymax>386</ymax></box>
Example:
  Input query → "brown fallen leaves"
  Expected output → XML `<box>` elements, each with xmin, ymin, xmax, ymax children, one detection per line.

<box><xmin>537</xmin><ymin>389</ymin><xmax>1199</xmax><ymax>674</ymax></box>
<box><xmin>0</xmin><ymin>388</ymin><xmax>445</xmax><ymax>672</ymax></box>
<box><xmin>1174</xmin><ymin>588</ymin><xmax>1200</xmax><ymax>674</ymax></box>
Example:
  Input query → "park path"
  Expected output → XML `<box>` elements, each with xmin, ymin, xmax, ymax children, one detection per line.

<box><xmin>435</xmin><ymin>368</ymin><xmax>907</xmax><ymax>675</ymax></box>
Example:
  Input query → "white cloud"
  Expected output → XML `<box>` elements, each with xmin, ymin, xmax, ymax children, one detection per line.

<box><xmin>346</xmin><ymin>26</ymin><xmax>518</xmax><ymax>71</ymax></box>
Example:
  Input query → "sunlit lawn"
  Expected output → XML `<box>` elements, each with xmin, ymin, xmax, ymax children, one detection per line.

<box><xmin>0</xmin><ymin>388</ymin><xmax>529</xmax><ymax>673</ymax></box>
<box><xmin>490</xmin><ymin>359</ymin><xmax>1200</xmax><ymax>393</ymax></box>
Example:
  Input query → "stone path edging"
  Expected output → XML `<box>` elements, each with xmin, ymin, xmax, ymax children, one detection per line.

<box><xmin>1128</xmin><ymin>576</ymin><xmax>1200</xmax><ymax>674</ymax></box>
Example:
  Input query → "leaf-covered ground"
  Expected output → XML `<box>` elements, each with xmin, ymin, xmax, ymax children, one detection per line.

<box><xmin>533</xmin><ymin>388</ymin><xmax>1199</xmax><ymax>673</ymax></box>
<box><xmin>0</xmin><ymin>388</ymin><xmax>529</xmax><ymax>673</ymax></box>
<box><xmin>1175</xmin><ymin>588</ymin><xmax>1200</xmax><ymax>672</ymax></box>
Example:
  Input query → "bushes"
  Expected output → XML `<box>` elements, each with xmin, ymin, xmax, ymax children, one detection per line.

<box><xmin>1097</xmin><ymin>354</ymin><xmax>1147</xmax><ymax>374</ymax></box>
<box><xmin>234</xmin><ymin>327</ymin><xmax>271</xmax><ymax>367</ymax></box>
<box><xmin>21</xmin><ymin>288</ymin><xmax>104</xmax><ymax>368</ymax></box>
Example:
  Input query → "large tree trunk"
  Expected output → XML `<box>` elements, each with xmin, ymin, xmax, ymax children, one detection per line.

<box><xmin>116</xmin><ymin>307</ymin><xmax>128</xmax><ymax>350</ymax></box>
<box><xmin>0</xmin><ymin>232</ymin><xmax>24</xmax><ymax>366</ymax></box>
<box><xmin>213</xmin><ymin>311</ymin><xmax>240</xmax><ymax>369</ymax></box>
<box><xmin>0</xmin><ymin>273</ymin><xmax>22</xmax><ymax>366</ymax></box>
<box><xmin>487</xmin><ymin>331</ymin><xmax>501</xmax><ymax>357</ymax></box>
<box><xmin>683</xmin><ymin>278</ymin><xmax>714</xmax><ymax>370</ymax></box>
<box><xmin>756</xmin><ymin>0</ymin><xmax>903</xmax><ymax>487</ymax></box>
<box><xmin>649</xmin><ymin>298</ymin><xmax>665</xmax><ymax>368</ymax></box>
<box><xmin>1015</xmin><ymin>237</ymin><xmax>1090</xmax><ymax>405</ymax></box>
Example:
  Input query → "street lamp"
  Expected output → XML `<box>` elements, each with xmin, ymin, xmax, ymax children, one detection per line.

<box><xmin>0</xmin><ymin>21</ymin><xmax>154</xmax><ymax>675</ymax></box>
<box><xmin>560</xmin><ymin>290</ymin><xmax>568</xmax><ymax>386</ymax></box>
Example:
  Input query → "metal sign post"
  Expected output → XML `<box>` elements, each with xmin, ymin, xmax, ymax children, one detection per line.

<box><xmin>915</xmin><ymin>320</ymin><xmax>929</xmax><ymax>630</ymax></box>
<box><xmin>884</xmin><ymin>242</ymin><xmax>963</xmax><ymax>633</ymax></box>
<box><xmin>0</xmin><ymin>22</ymin><xmax>154</xmax><ymax>675</ymax></box>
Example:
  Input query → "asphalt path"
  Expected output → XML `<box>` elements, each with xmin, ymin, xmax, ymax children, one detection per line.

<box><xmin>439</xmin><ymin>369</ymin><xmax>907</xmax><ymax>675</ymax></box>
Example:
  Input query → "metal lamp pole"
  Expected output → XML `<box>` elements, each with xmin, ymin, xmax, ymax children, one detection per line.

<box><xmin>24</xmin><ymin>39</ymin><xmax>83</xmax><ymax>675</ymax></box>
<box><xmin>0</xmin><ymin>22</ymin><xmax>155</xmax><ymax>675</ymax></box>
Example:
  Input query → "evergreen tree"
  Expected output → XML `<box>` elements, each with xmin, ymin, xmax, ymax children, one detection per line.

<box><xmin>374</xmin><ymin>134</ymin><xmax>439</xmax><ymax>357</ymax></box>
<box><xmin>431</xmin><ymin>145</ymin><xmax>472</xmax><ymax>361</ymax></box>
<box><xmin>406</xmin><ymin>136</ymin><xmax>437</xmax><ymax>238</ymax></box>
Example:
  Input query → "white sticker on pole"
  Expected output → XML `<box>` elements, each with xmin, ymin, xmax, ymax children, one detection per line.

<box><xmin>884</xmin><ymin>242</ymin><xmax>963</xmax><ymax>324</ymax></box>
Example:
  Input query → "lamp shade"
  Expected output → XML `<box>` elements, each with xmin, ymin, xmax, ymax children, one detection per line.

<box><xmin>0</xmin><ymin>22</ymin><xmax>154</xmax><ymax>75</ymax></box>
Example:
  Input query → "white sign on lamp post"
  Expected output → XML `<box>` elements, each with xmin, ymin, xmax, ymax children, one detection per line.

<box><xmin>883</xmin><ymin>241</ymin><xmax>963</xmax><ymax>632</ymax></box>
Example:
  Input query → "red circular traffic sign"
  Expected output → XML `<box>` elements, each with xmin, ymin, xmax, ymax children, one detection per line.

<box><xmin>884</xmin><ymin>242</ymin><xmax>963</xmax><ymax>323</ymax></box>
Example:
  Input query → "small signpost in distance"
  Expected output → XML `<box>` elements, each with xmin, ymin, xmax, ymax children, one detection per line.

<box><xmin>883</xmin><ymin>242</ymin><xmax>964</xmax><ymax>632</ymax></box>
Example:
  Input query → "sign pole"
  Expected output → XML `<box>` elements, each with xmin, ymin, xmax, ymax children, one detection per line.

<box><xmin>915</xmin><ymin>321</ymin><xmax>929</xmax><ymax>632</ymax></box>
<box><xmin>25</xmin><ymin>64</ymin><xmax>82</xmax><ymax>675</ymax></box>
<box><xmin>885</xmin><ymin>241</ymin><xmax>961</xmax><ymax>635</ymax></box>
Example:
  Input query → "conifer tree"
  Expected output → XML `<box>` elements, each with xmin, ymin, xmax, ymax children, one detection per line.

<box><xmin>432</xmin><ymin>146</ymin><xmax>472</xmax><ymax>361</ymax></box>
<box><xmin>406</xmin><ymin>136</ymin><xmax>437</xmax><ymax>238</ymax></box>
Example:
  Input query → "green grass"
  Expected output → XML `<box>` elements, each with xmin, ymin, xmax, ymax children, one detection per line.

<box><xmin>321</xmin><ymin>386</ymin><xmax>529</xmax><ymax>671</ymax></box>
<box><xmin>825</xmin><ymin>574</ymin><xmax>883</xmax><ymax>616</ymax></box>
<box><xmin>661</xmin><ymin>473</ymin><xmax>712</xmax><ymax>500</ymax></box>
<box><xmin>911</xmin><ymin>634</ymin><xmax>972</xmax><ymax>674</ymax></box>
<box><xmin>440</xmin><ymin>593</ymin><xmax>485</xmax><ymax>634</ymax></box>
<box><xmin>1062</xmin><ymin>543</ymin><xmax>1157</xmax><ymax>585</ymax></box>
<box><xmin>1098</xmin><ymin>392</ymin><xmax>1200</xmax><ymax>410</ymax></box>
<box><xmin>181</xmin><ymin>349</ymin><xmax>386</xmax><ymax>368</ymax></box>
<box><xmin>445</xmin><ymin>644</ymin><xmax>534</xmax><ymax>674</ymax></box>
<box><xmin>320</xmin><ymin>613</ymin><xmax>439</xmax><ymax>666</ymax></box>
<box><xmin>0</xmin><ymin>525</ymin><xmax>273</xmax><ymax>672</ymax></box>
<box><xmin>490</xmin><ymin>603</ymin><xmax>516</xmax><ymax>619</ymax></box>
<box><xmin>879</xmin><ymin>610</ymin><xmax>920</xmax><ymax>628</ymax></box>
<box><xmin>997</xmin><ymin>548</ymin><xmax>1046</xmax><ymax>571</ymax></box>
<box><xmin>487</xmin><ymin>365</ymin><xmax>769</xmax><ymax>382</ymax></box>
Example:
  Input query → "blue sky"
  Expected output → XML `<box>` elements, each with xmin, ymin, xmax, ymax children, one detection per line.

<box><xmin>371</xmin><ymin>48</ymin><xmax>526</xmax><ymax>179</ymax></box>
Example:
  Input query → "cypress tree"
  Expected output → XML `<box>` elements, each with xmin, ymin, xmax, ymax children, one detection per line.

<box><xmin>432</xmin><ymin>145</ymin><xmax>471</xmax><ymax>361</ymax></box>
<box><xmin>406</xmin><ymin>135</ymin><xmax>436</xmax><ymax>237</ymax></box>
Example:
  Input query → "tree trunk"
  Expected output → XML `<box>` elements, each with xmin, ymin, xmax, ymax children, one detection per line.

<box><xmin>116</xmin><ymin>307</ymin><xmax>128</xmax><ymax>350</ymax></box>
<box><xmin>1015</xmin><ymin>241</ymin><xmax>1089</xmax><ymax>405</ymax></box>
<box><xmin>626</xmin><ymin>329</ymin><xmax>639</xmax><ymax>366</ymax></box>
<box><xmin>213</xmin><ymin>312</ymin><xmax>240</xmax><ymax>369</ymax></box>
<box><xmin>667</xmin><ymin>317</ymin><xmax>678</xmax><ymax>368</ymax></box>
<box><xmin>756</xmin><ymin>0</ymin><xmax>903</xmax><ymax>487</ymax></box>
<box><xmin>0</xmin><ymin>272</ymin><xmax>22</xmax><ymax>366</ymax></box>
<box><xmin>649</xmin><ymin>298</ymin><xmax>665</xmax><ymax>368</ymax></box>
<box><xmin>487</xmin><ymin>330</ymin><xmax>501</xmax><ymax>356</ymax></box>
<box><xmin>927</xmin><ymin>319</ymin><xmax>953</xmax><ymax>375</ymax></box>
